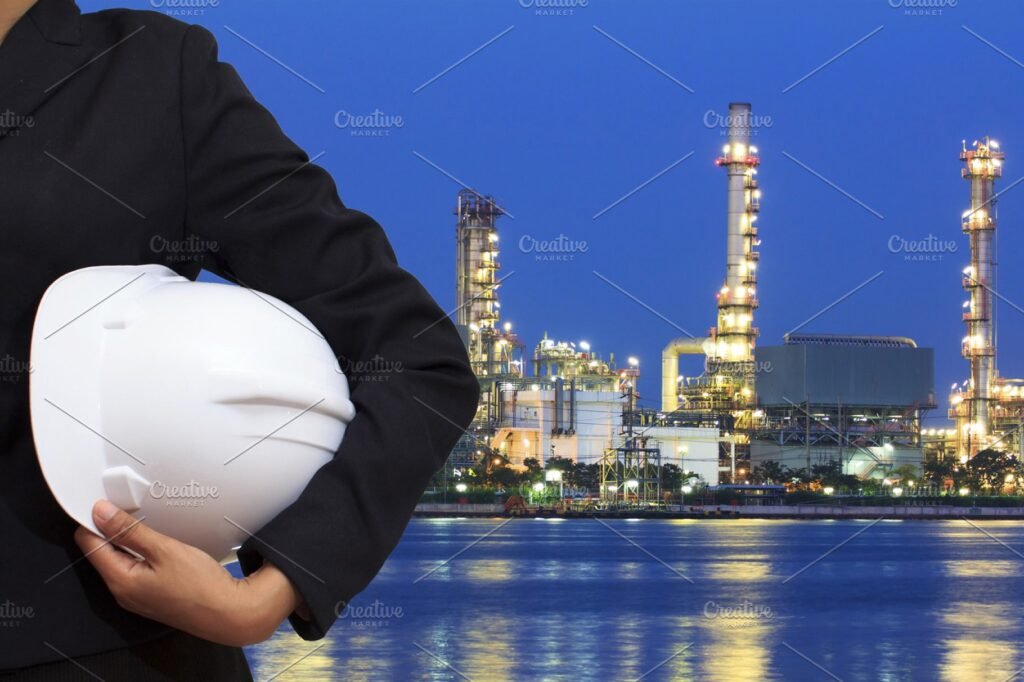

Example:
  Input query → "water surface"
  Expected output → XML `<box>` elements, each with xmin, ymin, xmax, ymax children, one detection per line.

<box><xmin>244</xmin><ymin>518</ymin><xmax>1024</xmax><ymax>681</ymax></box>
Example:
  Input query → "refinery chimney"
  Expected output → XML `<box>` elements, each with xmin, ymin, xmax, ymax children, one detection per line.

<box><xmin>952</xmin><ymin>138</ymin><xmax>1004</xmax><ymax>456</ymax></box>
<box><xmin>662</xmin><ymin>103</ymin><xmax>762</xmax><ymax>412</ymax></box>
<box><xmin>713</xmin><ymin>102</ymin><xmax>761</xmax><ymax>382</ymax></box>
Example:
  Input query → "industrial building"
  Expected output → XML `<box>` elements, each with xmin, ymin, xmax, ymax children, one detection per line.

<box><xmin>449</xmin><ymin>101</ymin><xmax>944</xmax><ymax>497</ymax></box>
<box><xmin>749</xmin><ymin>334</ymin><xmax>935</xmax><ymax>478</ymax></box>
<box><xmin>449</xmin><ymin>185</ymin><xmax>721</xmax><ymax>497</ymax></box>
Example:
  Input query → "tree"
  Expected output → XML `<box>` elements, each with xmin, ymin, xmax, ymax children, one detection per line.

<box><xmin>752</xmin><ymin>460</ymin><xmax>786</xmax><ymax>484</ymax></box>
<box><xmin>810</xmin><ymin>460</ymin><xmax>860</xmax><ymax>492</ymax></box>
<box><xmin>965</xmin><ymin>449</ymin><xmax>1018</xmax><ymax>492</ymax></box>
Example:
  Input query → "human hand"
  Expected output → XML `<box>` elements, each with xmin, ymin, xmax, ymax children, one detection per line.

<box><xmin>74</xmin><ymin>499</ymin><xmax>304</xmax><ymax>647</ymax></box>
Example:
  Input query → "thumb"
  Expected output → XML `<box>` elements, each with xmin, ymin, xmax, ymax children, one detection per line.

<box><xmin>92</xmin><ymin>499</ymin><xmax>166</xmax><ymax>562</ymax></box>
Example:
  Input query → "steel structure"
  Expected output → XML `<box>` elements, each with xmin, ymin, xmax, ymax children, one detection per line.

<box><xmin>662</xmin><ymin>102</ymin><xmax>762</xmax><ymax>415</ymax></box>
<box><xmin>947</xmin><ymin>139</ymin><xmax>1024</xmax><ymax>459</ymax></box>
<box><xmin>455</xmin><ymin>189</ymin><xmax>521</xmax><ymax>378</ymax></box>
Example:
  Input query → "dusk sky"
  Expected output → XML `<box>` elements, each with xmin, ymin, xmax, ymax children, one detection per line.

<box><xmin>84</xmin><ymin>0</ymin><xmax>1024</xmax><ymax>424</ymax></box>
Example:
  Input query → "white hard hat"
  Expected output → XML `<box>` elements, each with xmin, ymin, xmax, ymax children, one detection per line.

<box><xmin>29</xmin><ymin>265</ymin><xmax>355</xmax><ymax>563</ymax></box>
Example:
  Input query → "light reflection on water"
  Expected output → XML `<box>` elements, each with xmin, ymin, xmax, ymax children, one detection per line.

<box><xmin>244</xmin><ymin>519</ymin><xmax>1024</xmax><ymax>681</ymax></box>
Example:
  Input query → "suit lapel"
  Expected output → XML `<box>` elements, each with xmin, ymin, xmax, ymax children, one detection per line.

<box><xmin>0</xmin><ymin>0</ymin><xmax>96</xmax><ymax>140</ymax></box>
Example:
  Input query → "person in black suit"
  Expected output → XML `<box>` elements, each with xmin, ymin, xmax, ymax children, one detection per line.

<box><xmin>0</xmin><ymin>1</ymin><xmax>480</xmax><ymax>678</ymax></box>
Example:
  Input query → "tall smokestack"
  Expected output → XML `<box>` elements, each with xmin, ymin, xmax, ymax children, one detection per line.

<box><xmin>711</xmin><ymin>103</ymin><xmax>761</xmax><ymax>403</ymax></box>
<box><xmin>954</xmin><ymin>138</ymin><xmax>1003</xmax><ymax>456</ymax></box>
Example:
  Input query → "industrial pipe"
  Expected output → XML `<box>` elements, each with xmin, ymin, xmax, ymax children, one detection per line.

<box><xmin>662</xmin><ymin>337</ymin><xmax>710</xmax><ymax>413</ymax></box>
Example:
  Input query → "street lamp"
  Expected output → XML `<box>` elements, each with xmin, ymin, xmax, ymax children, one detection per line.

<box><xmin>545</xmin><ymin>469</ymin><xmax>564</xmax><ymax>499</ymax></box>
<box><xmin>455</xmin><ymin>483</ymin><xmax>467</xmax><ymax>493</ymax></box>
<box><xmin>681</xmin><ymin>484</ymin><xmax>693</xmax><ymax>506</ymax></box>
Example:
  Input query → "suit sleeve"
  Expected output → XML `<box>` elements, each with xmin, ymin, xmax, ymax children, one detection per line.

<box><xmin>177</xmin><ymin>24</ymin><xmax>480</xmax><ymax>640</ymax></box>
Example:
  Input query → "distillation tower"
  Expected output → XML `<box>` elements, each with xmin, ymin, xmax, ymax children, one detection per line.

<box><xmin>950</xmin><ymin>139</ymin><xmax>1002</xmax><ymax>456</ymax></box>
<box><xmin>455</xmin><ymin>189</ymin><xmax>521</xmax><ymax>377</ymax></box>
<box><xmin>452</xmin><ymin>189</ymin><xmax>522</xmax><ymax>469</ymax></box>
<box><xmin>949</xmin><ymin>139</ymin><xmax>1024</xmax><ymax>458</ymax></box>
<box><xmin>661</xmin><ymin>102</ymin><xmax>762</xmax><ymax>417</ymax></box>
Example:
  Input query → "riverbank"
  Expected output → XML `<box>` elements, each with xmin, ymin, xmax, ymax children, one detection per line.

<box><xmin>414</xmin><ymin>503</ymin><xmax>1024</xmax><ymax>520</ymax></box>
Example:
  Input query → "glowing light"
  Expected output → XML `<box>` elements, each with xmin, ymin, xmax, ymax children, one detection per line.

<box><xmin>455</xmin><ymin>483</ymin><xmax>467</xmax><ymax>493</ymax></box>
<box><xmin>824</xmin><ymin>487</ymin><xmax>835</xmax><ymax>495</ymax></box>
<box><xmin>959</xmin><ymin>487</ymin><xmax>970</xmax><ymax>496</ymax></box>
<box><xmin>892</xmin><ymin>487</ymin><xmax>904</xmax><ymax>497</ymax></box>
<box><xmin>682</xmin><ymin>484</ymin><xmax>693</xmax><ymax>494</ymax></box>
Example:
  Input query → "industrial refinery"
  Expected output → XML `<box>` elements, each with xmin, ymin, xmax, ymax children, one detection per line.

<box><xmin>448</xmin><ymin>103</ymin><xmax>1021</xmax><ymax>497</ymax></box>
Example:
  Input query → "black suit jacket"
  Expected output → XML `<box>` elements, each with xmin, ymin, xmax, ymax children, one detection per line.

<box><xmin>0</xmin><ymin>0</ymin><xmax>478</xmax><ymax>669</ymax></box>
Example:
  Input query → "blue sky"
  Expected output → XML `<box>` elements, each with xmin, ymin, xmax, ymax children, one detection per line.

<box><xmin>82</xmin><ymin>0</ymin><xmax>1024</xmax><ymax>423</ymax></box>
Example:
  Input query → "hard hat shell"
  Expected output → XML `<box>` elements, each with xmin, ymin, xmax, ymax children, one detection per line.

<box><xmin>30</xmin><ymin>265</ymin><xmax>355</xmax><ymax>563</ymax></box>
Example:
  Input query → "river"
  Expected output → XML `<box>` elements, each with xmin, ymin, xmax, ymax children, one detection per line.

<box><xmin>243</xmin><ymin>518</ymin><xmax>1024</xmax><ymax>681</ymax></box>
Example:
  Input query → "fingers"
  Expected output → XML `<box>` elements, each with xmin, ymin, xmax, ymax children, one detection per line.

<box><xmin>90</xmin><ymin>499</ymin><xmax>166</xmax><ymax>562</ymax></box>
<box><xmin>74</xmin><ymin>525</ymin><xmax>140</xmax><ymax>575</ymax></box>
